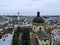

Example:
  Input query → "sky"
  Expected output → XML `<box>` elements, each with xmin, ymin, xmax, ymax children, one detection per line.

<box><xmin>0</xmin><ymin>0</ymin><xmax>60</xmax><ymax>16</ymax></box>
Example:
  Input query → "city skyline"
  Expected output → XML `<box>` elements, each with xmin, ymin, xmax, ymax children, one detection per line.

<box><xmin>0</xmin><ymin>0</ymin><xmax>60</xmax><ymax>16</ymax></box>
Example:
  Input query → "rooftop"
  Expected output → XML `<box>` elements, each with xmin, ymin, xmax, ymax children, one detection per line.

<box><xmin>36</xmin><ymin>31</ymin><xmax>50</xmax><ymax>40</ymax></box>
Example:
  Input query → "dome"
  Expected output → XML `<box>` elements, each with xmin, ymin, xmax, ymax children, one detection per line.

<box><xmin>33</xmin><ymin>11</ymin><xmax>44</xmax><ymax>23</ymax></box>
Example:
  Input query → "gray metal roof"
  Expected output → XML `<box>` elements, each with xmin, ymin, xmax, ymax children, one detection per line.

<box><xmin>33</xmin><ymin>17</ymin><xmax>44</xmax><ymax>23</ymax></box>
<box><xmin>36</xmin><ymin>31</ymin><xmax>50</xmax><ymax>40</ymax></box>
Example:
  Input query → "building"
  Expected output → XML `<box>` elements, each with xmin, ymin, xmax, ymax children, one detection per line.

<box><xmin>32</xmin><ymin>11</ymin><xmax>45</xmax><ymax>32</ymax></box>
<box><xmin>12</xmin><ymin>11</ymin><xmax>55</xmax><ymax>45</ymax></box>
<box><xmin>51</xmin><ymin>28</ymin><xmax>60</xmax><ymax>41</ymax></box>
<box><xmin>31</xmin><ymin>11</ymin><xmax>54</xmax><ymax>45</ymax></box>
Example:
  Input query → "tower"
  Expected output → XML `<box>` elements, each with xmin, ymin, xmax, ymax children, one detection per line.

<box><xmin>18</xmin><ymin>12</ymin><xmax>20</xmax><ymax>21</ymax></box>
<box><xmin>32</xmin><ymin>11</ymin><xmax>45</xmax><ymax>32</ymax></box>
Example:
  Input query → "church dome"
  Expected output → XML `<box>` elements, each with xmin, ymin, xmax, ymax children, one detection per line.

<box><xmin>33</xmin><ymin>11</ymin><xmax>44</xmax><ymax>23</ymax></box>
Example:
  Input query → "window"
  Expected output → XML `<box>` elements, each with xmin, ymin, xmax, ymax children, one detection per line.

<box><xmin>46</xmin><ymin>44</ymin><xmax>48</xmax><ymax>45</ymax></box>
<box><xmin>52</xmin><ymin>33</ymin><xmax>54</xmax><ymax>35</ymax></box>
<box><xmin>3</xmin><ymin>39</ymin><xmax>5</xmax><ymax>41</ymax></box>
<box><xmin>34</xmin><ymin>27</ymin><xmax>35</xmax><ymax>30</ymax></box>
<box><xmin>44</xmin><ymin>39</ymin><xmax>47</xmax><ymax>41</ymax></box>
<box><xmin>39</xmin><ymin>27</ymin><xmax>41</xmax><ymax>31</ymax></box>
<box><xmin>42</xmin><ymin>44</ymin><xmax>44</xmax><ymax>45</ymax></box>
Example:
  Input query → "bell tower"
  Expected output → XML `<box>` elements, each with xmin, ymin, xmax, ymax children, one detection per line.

<box><xmin>32</xmin><ymin>11</ymin><xmax>45</xmax><ymax>32</ymax></box>
<box><xmin>18</xmin><ymin>12</ymin><xmax>20</xmax><ymax>22</ymax></box>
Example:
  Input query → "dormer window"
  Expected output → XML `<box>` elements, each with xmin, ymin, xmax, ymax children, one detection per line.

<box><xmin>34</xmin><ymin>27</ymin><xmax>35</xmax><ymax>30</ymax></box>
<box><xmin>39</xmin><ymin>27</ymin><xmax>41</xmax><ymax>31</ymax></box>
<box><xmin>44</xmin><ymin>39</ymin><xmax>47</xmax><ymax>41</ymax></box>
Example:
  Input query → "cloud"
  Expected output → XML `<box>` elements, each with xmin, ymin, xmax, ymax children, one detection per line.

<box><xmin>0</xmin><ymin>0</ymin><xmax>60</xmax><ymax>16</ymax></box>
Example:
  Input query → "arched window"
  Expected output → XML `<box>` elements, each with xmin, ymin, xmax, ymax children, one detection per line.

<box><xmin>39</xmin><ymin>27</ymin><xmax>41</xmax><ymax>31</ymax></box>
<box><xmin>34</xmin><ymin>27</ymin><xmax>35</xmax><ymax>30</ymax></box>
<box><xmin>42</xmin><ymin>44</ymin><xmax>44</xmax><ymax>45</ymax></box>
<box><xmin>46</xmin><ymin>44</ymin><xmax>48</xmax><ymax>45</ymax></box>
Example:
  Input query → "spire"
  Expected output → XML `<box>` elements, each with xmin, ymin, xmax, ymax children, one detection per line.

<box><xmin>37</xmin><ymin>11</ymin><xmax>40</xmax><ymax>17</ymax></box>
<box><xmin>18</xmin><ymin>12</ymin><xmax>20</xmax><ymax>16</ymax></box>
<box><xmin>17</xmin><ymin>12</ymin><xmax>20</xmax><ymax>21</ymax></box>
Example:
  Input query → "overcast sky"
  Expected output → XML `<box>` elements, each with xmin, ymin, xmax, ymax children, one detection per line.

<box><xmin>0</xmin><ymin>0</ymin><xmax>60</xmax><ymax>16</ymax></box>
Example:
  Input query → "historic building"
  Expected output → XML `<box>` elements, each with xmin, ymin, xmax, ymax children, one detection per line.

<box><xmin>32</xmin><ymin>11</ymin><xmax>45</xmax><ymax>32</ymax></box>
<box><xmin>31</xmin><ymin>11</ymin><xmax>54</xmax><ymax>45</ymax></box>
<box><xmin>12</xmin><ymin>11</ymin><xmax>55</xmax><ymax>45</ymax></box>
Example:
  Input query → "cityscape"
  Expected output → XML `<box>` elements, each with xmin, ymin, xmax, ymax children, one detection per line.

<box><xmin>0</xmin><ymin>11</ymin><xmax>60</xmax><ymax>45</ymax></box>
<box><xmin>0</xmin><ymin>0</ymin><xmax>60</xmax><ymax>45</ymax></box>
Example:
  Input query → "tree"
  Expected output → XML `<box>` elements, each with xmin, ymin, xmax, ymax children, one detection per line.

<box><xmin>0</xmin><ymin>33</ymin><xmax>2</xmax><ymax>39</ymax></box>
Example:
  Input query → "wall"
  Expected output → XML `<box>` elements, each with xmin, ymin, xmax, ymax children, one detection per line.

<box><xmin>32</xmin><ymin>25</ymin><xmax>45</xmax><ymax>32</ymax></box>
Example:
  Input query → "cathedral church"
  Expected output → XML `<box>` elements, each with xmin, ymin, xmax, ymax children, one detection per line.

<box><xmin>30</xmin><ymin>11</ymin><xmax>54</xmax><ymax>45</ymax></box>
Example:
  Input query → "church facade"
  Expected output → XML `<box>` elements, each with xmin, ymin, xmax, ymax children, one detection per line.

<box><xmin>31</xmin><ymin>11</ymin><xmax>54</xmax><ymax>45</ymax></box>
